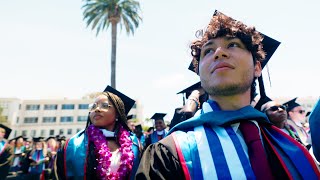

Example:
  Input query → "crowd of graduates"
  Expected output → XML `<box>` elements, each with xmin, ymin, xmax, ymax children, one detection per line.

<box><xmin>1</xmin><ymin>10</ymin><xmax>320</xmax><ymax>180</ymax></box>
<box><xmin>0</xmin><ymin>130</ymin><xmax>66</xmax><ymax>180</ymax></box>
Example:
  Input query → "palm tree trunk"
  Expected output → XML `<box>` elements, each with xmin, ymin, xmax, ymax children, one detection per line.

<box><xmin>111</xmin><ymin>22</ymin><xmax>117</xmax><ymax>88</ymax></box>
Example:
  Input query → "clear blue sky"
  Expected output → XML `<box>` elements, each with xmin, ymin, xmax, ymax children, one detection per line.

<box><xmin>1</xmin><ymin>0</ymin><xmax>319</xmax><ymax>122</ymax></box>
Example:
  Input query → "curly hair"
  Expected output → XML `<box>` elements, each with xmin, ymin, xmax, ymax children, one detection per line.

<box><xmin>190</xmin><ymin>11</ymin><xmax>266</xmax><ymax>101</ymax></box>
<box><xmin>190</xmin><ymin>11</ymin><xmax>266</xmax><ymax>73</ymax></box>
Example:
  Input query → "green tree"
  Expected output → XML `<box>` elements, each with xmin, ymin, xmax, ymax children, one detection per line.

<box><xmin>83</xmin><ymin>0</ymin><xmax>142</xmax><ymax>88</ymax></box>
<box><xmin>0</xmin><ymin>107</ymin><xmax>7</xmax><ymax>123</ymax></box>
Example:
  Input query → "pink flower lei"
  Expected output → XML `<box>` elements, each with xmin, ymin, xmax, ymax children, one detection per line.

<box><xmin>88</xmin><ymin>124</ymin><xmax>134</xmax><ymax>180</ymax></box>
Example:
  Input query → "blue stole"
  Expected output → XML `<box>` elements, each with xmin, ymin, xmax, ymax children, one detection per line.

<box><xmin>65</xmin><ymin>129</ymin><xmax>140</xmax><ymax>180</ymax></box>
<box><xmin>169</xmin><ymin>100</ymin><xmax>320</xmax><ymax>180</ymax></box>
<box><xmin>150</xmin><ymin>130</ymin><xmax>168</xmax><ymax>144</ymax></box>
<box><xmin>29</xmin><ymin>150</ymin><xmax>45</xmax><ymax>174</ymax></box>
<box><xmin>0</xmin><ymin>140</ymin><xmax>5</xmax><ymax>153</ymax></box>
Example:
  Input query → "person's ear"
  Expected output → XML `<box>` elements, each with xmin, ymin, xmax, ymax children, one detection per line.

<box><xmin>254</xmin><ymin>61</ymin><xmax>262</xmax><ymax>78</ymax></box>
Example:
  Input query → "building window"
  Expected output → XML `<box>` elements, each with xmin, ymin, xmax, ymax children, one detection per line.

<box><xmin>31</xmin><ymin>130</ymin><xmax>36</xmax><ymax>137</ymax></box>
<box><xmin>24</xmin><ymin>117</ymin><xmax>38</xmax><ymax>123</ymax></box>
<box><xmin>49</xmin><ymin>129</ymin><xmax>54</xmax><ymax>136</ymax></box>
<box><xmin>14</xmin><ymin>130</ymin><xmax>17</xmax><ymax>137</ymax></box>
<box><xmin>44</xmin><ymin>104</ymin><xmax>58</xmax><ymax>110</ymax></box>
<box><xmin>59</xmin><ymin>129</ymin><xmax>64</xmax><ymax>135</ymax></box>
<box><xmin>62</xmin><ymin>104</ymin><xmax>74</xmax><ymax>110</ymax></box>
<box><xmin>40</xmin><ymin>130</ymin><xmax>46</xmax><ymax>137</ymax></box>
<box><xmin>60</xmin><ymin>116</ymin><xmax>73</xmax><ymax>123</ymax></box>
<box><xmin>43</xmin><ymin>117</ymin><xmax>56</xmax><ymax>123</ymax></box>
<box><xmin>67</xmin><ymin>129</ymin><xmax>72</xmax><ymax>135</ymax></box>
<box><xmin>78</xmin><ymin>104</ymin><xmax>89</xmax><ymax>110</ymax></box>
<box><xmin>26</xmin><ymin>104</ymin><xmax>40</xmax><ymax>110</ymax></box>
<box><xmin>22</xmin><ymin>130</ymin><xmax>27</xmax><ymax>136</ymax></box>
<box><xmin>132</xmin><ymin>104</ymin><xmax>137</xmax><ymax>108</ymax></box>
<box><xmin>16</xmin><ymin>117</ymin><xmax>19</xmax><ymax>124</ymax></box>
<box><xmin>76</xmin><ymin>128</ymin><xmax>82</xmax><ymax>133</ymax></box>
<box><xmin>77</xmin><ymin>116</ymin><xmax>87</xmax><ymax>122</ymax></box>
<box><xmin>19</xmin><ymin>104</ymin><xmax>21</xmax><ymax>110</ymax></box>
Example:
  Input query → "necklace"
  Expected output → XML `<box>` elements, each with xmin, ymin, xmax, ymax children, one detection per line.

<box><xmin>88</xmin><ymin>125</ymin><xmax>134</xmax><ymax>179</ymax></box>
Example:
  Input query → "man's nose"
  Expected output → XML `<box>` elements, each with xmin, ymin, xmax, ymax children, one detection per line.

<box><xmin>214</xmin><ymin>47</ymin><xmax>229</xmax><ymax>60</ymax></box>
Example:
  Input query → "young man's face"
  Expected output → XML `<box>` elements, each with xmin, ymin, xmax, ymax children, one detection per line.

<box><xmin>0</xmin><ymin>128</ymin><xmax>5</xmax><ymax>139</ymax></box>
<box><xmin>199</xmin><ymin>37</ymin><xmax>262</xmax><ymax>97</ymax></box>
<box><xmin>264</xmin><ymin>101</ymin><xmax>288</xmax><ymax>124</ymax></box>
<box><xmin>155</xmin><ymin>119</ymin><xmax>165</xmax><ymax>131</ymax></box>
<box><xmin>288</xmin><ymin>106</ymin><xmax>306</xmax><ymax>122</ymax></box>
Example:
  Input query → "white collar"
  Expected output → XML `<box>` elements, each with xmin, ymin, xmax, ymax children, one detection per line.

<box><xmin>100</xmin><ymin>129</ymin><xmax>115</xmax><ymax>137</ymax></box>
<box><xmin>157</xmin><ymin>130</ymin><xmax>164</xmax><ymax>135</ymax></box>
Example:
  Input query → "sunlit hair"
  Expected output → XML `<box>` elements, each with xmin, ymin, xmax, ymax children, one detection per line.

<box><xmin>30</xmin><ymin>141</ymin><xmax>47</xmax><ymax>157</ymax></box>
<box><xmin>190</xmin><ymin>11</ymin><xmax>266</xmax><ymax>101</ymax></box>
<box><xmin>0</xmin><ymin>127</ymin><xmax>5</xmax><ymax>133</ymax></box>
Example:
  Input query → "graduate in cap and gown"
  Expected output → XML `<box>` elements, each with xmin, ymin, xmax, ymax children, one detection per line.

<box><xmin>283</xmin><ymin>97</ymin><xmax>310</xmax><ymax>147</ymax></box>
<box><xmin>0</xmin><ymin>124</ymin><xmax>14</xmax><ymax>180</ymax></box>
<box><xmin>259</xmin><ymin>99</ymin><xmax>304</xmax><ymax>145</ymax></box>
<box><xmin>136</xmin><ymin>10</ymin><xmax>319</xmax><ymax>179</ymax></box>
<box><xmin>145</xmin><ymin>113</ymin><xmax>168</xmax><ymax>147</ymax></box>
<box><xmin>28</xmin><ymin>137</ymin><xmax>49</xmax><ymax>177</ymax></box>
<box><xmin>170</xmin><ymin>81</ymin><xmax>207</xmax><ymax>129</ymax></box>
<box><xmin>55</xmin><ymin>85</ymin><xmax>140</xmax><ymax>180</ymax></box>
<box><xmin>10</xmin><ymin>135</ymin><xmax>26</xmax><ymax>173</ymax></box>
<box><xmin>133</xmin><ymin>124</ymin><xmax>145</xmax><ymax>152</ymax></box>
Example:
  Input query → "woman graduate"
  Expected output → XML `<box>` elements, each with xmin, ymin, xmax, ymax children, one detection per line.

<box><xmin>28</xmin><ymin>137</ymin><xmax>49</xmax><ymax>177</ymax></box>
<box><xmin>55</xmin><ymin>85</ymin><xmax>140</xmax><ymax>180</ymax></box>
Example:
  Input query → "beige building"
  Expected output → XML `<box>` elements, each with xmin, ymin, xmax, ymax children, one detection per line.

<box><xmin>0</xmin><ymin>97</ymin><xmax>143</xmax><ymax>140</ymax></box>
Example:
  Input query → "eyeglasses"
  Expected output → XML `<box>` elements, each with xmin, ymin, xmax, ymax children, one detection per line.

<box><xmin>88</xmin><ymin>102</ymin><xmax>112</xmax><ymax>111</ymax></box>
<box><xmin>291</xmin><ymin>110</ymin><xmax>306</xmax><ymax>114</ymax></box>
<box><xmin>266</xmin><ymin>105</ymin><xmax>287</xmax><ymax>112</ymax></box>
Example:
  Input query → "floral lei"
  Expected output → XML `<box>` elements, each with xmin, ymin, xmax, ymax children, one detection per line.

<box><xmin>88</xmin><ymin>124</ymin><xmax>134</xmax><ymax>179</ymax></box>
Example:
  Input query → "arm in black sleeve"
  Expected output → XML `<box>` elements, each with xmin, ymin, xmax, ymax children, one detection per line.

<box><xmin>55</xmin><ymin>145</ymin><xmax>66</xmax><ymax>180</ymax></box>
<box><xmin>135</xmin><ymin>134</ymin><xmax>184</xmax><ymax>180</ymax></box>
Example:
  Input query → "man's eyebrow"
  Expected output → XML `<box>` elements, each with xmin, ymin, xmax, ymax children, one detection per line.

<box><xmin>202</xmin><ymin>41</ymin><xmax>214</xmax><ymax>48</ymax></box>
<box><xmin>202</xmin><ymin>37</ymin><xmax>240</xmax><ymax>48</ymax></box>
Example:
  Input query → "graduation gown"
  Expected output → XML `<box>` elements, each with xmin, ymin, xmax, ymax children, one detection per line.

<box><xmin>309</xmin><ymin>99</ymin><xmax>320</xmax><ymax>162</ymax></box>
<box><xmin>136</xmin><ymin>101</ymin><xmax>320</xmax><ymax>180</ymax></box>
<box><xmin>0</xmin><ymin>140</ymin><xmax>13</xmax><ymax>180</ymax></box>
<box><xmin>55</xmin><ymin>129</ymin><xmax>140</xmax><ymax>180</ymax></box>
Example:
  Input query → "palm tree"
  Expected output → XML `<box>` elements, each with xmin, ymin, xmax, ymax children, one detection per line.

<box><xmin>83</xmin><ymin>0</ymin><xmax>142</xmax><ymax>88</ymax></box>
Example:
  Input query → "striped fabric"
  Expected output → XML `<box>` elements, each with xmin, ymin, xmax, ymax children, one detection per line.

<box><xmin>173</xmin><ymin>125</ymin><xmax>255</xmax><ymax>180</ymax></box>
<box><xmin>171</xmin><ymin>100</ymin><xmax>320</xmax><ymax>180</ymax></box>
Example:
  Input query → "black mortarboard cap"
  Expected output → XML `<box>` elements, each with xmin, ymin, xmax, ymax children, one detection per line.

<box><xmin>135</xmin><ymin>124</ymin><xmax>142</xmax><ymax>131</ymax></box>
<box><xmin>188</xmin><ymin>61</ymin><xmax>198</xmax><ymax>74</ymax></box>
<box><xmin>255</xmin><ymin>95</ymin><xmax>273</xmax><ymax>111</ymax></box>
<box><xmin>0</xmin><ymin>124</ymin><xmax>12</xmax><ymax>139</ymax></box>
<box><xmin>177</xmin><ymin>81</ymin><xmax>202</xmax><ymax>99</ymax></box>
<box><xmin>283</xmin><ymin>97</ymin><xmax>301</xmax><ymax>112</ymax></box>
<box><xmin>33</xmin><ymin>137</ymin><xmax>45</xmax><ymax>142</ymax></box>
<box><xmin>57</xmin><ymin>136</ymin><xmax>66</xmax><ymax>142</ymax></box>
<box><xmin>46</xmin><ymin>136</ymin><xmax>56</xmax><ymax>141</ymax></box>
<box><xmin>103</xmin><ymin>85</ymin><xmax>135</xmax><ymax>115</ymax></box>
<box><xmin>15</xmin><ymin>135</ymin><xmax>24</xmax><ymax>141</ymax></box>
<box><xmin>127</xmin><ymin>115</ymin><xmax>133</xmax><ymax>120</ymax></box>
<box><xmin>150</xmin><ymin>113</ymin><xmax>167</xmax><ymax>121</ymax></box>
